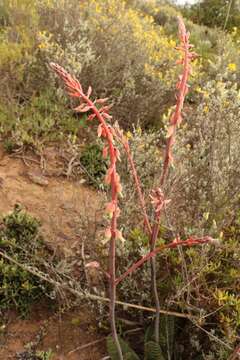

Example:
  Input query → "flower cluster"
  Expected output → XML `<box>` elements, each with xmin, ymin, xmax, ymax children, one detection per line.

<box><xmin>150</xmin><ymin>187</ymin><xmax>171</xmax><ymax>214</ymax></box>
<box><xmin>50</xmin><ymin>62</ymin><xmax>123</xmax><ymax>244</ymax></box>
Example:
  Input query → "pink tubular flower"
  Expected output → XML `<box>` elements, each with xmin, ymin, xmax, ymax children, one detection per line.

<box><xmin>85</xmin><ymin>261</ymin><xmax>100</xmax><ymax>269</ymax></box>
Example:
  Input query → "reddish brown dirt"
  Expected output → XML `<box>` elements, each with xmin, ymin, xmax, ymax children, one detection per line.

<box><xmin>0</xmin><ymin>146</ymin><xmax>107</xmax><ymax>359</ymax></box>
<box><xmin>0</xmin><ymin>305</ymin><xmax>106</xmax><ymax>359</ymax></box>
<box><xmin>0</xmin><ymin>146</ymin><xmax>103</xmax><ymax>249</ymax></box>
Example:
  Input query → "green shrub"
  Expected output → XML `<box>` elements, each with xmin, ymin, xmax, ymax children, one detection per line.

<box><xmin>170</xmin><ymin>80</ymin><xmax>240</xmax><ymax>231</ymax></box>
<box><xmin>0</xmin><ymin>0</ymin><xmax>92</xmax><ymax>149</ymax></box>
<box><xmin>0</xmin><ymin>205</ymin><xmax>53</xmax><ymax>315</ymax></box>
<box><xmin>183</xmin><ymin>0</ymin><xmax>240</xmax><ymax>32</ymax></box>
<box><xmin>0</xmin><ymin>90</ymin><xmax>81</xmax><ymax>149</ymax></box>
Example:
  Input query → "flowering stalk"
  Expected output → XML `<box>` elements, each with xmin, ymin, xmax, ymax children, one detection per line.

<box><xmin>109</xmin><ymin>17</ymin><xmax>197</xmax><ymax>344</ymax></box>
<box><xmin>145</xmin><ymin>17</ymin><xmax>197</xmax><ymax>342</ymax></box>
<box><xmin>50</xmin><ymin>63</ymin><xmax>123</xmax><ymax>360</ymax></box>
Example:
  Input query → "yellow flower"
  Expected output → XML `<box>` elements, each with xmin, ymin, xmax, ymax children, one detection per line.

<box><xmin>227</xmin><ymin>63</ymin><xmax>237</xmax><ymax>72</ymax></box>
<box><xmin>136</xmin><ymin>127</ymin><xmax>142</xmax><ymax>135</ymax></box>
<box><xmin>38</xmin><ymin>43</ymin><xmax>47</xmax><ymax>49</ymax></box>
<box><xmin>203</xmin><ymin>105</ymin><xmax>209</xmax><ymax>113</ymax></box>
<box><xmin>195</xmin><ymin>86</ymin><xmax>203</xmax><ymax>93</ymax></box>
<box><xmin>126</xmin><ymin>131</ymin><xmax>132</xmax><ymax>139</ymax></box>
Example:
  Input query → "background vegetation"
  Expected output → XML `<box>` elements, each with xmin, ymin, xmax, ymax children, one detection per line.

<box><xmin>0</xmin><ymin>0</ymin><xmax>239</xmax><ymax>359</ymax></box>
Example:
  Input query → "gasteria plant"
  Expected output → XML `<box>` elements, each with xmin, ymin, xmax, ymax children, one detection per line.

<box><xmin>50</xmin><ymin>17</ymin><xmax>217</xmax><ymax>359</ymax></box>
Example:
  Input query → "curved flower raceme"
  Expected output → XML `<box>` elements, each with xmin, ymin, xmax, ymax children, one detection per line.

<box><xmin>160</xmin><ymin>16</ymin><xmax>197</xmax><ymax>187</ymax></box>
<box><xmin>50</xmin><ymin>62</ymin><xmax>122</xmax><ymax>244</ymax></box>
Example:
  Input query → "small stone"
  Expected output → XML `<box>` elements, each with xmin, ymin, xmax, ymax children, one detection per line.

<box><xmin>27</xmin><ymin>171</ymin><xmax>49</xmax><ymax>186</ymax></box>
<box><xmin>60</xmin><ymin>202</ymin><xmax>74</xmax><ymax>210</ymax></box>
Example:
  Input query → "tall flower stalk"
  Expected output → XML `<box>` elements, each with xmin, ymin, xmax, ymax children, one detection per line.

<box><xmin>50</xmin><ymin>62</ymin><xmax>124</xmax><ymax>359</ymax></box>
<box><xmin>115</xmin><ymin>16</ymin><xmax>197</xmax><ymax>343</ymax></box>
<box><xmin>148</xmin><ymin>16</ymin><xmax>197</xmax><ymax>342</ymax></box>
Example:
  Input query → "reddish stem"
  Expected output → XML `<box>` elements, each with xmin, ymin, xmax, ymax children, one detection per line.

<box><xmin>149</xmin><ymin>211</ymin><xmax>161</xmax><ymax>342</ymax></box>
<box><xmin>115</xmin><ymin>237</ymin><xmax>213</xmax><ymax>285</ymax></box>
<box><xmin>125</xmin><ymin>143</ymin><xmax>152</xmax><ymax>235</ymax></box>
<box><xmin>115</xmin><ymin>128</ymin><xmax>152</xmax><ymax>236</ymax></box>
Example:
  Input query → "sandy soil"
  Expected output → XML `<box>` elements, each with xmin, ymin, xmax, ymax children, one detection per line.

<box><xmin>0</xmin><ymin>304</ymin><xmax>106</xmax><ymax>359</ymax></box>
<box><xmin>0</xmin><ymin>145</ymin><xmax>107</xmax><ymax>359</ymax></box>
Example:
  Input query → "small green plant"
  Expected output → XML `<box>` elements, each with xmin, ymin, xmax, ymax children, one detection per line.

<box><xmin>0</xmin><ymin>205</ymin><xmax>53</xmax><ymax>316</ymax></box>
<box><xmin>107</xmin><ymin>315</ymin><xmax>175</xmax><ymax>360</ymax></box>
<box><xmin>3</xmin><ymin>138</ymin><xmax>19</xmax><ymax>153</ymax></box>
<box><xmin>36</xmin><ymin>349</ymin><xmax>53</xmax><ymax>360</ymax></box>
<box><xmin>107</xmin><ymin>336</ymin><xmax>140</xmax><ymax>360</ymax></box>
<box><xmin>16</xmin><ymin>349</ymin><xmax>53</xmax><ymax>360</ymax></box>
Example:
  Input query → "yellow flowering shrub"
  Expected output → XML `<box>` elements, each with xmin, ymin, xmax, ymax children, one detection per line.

<box><xmin>0</xmin><ymin>0</ymin><xmax>40</xmax><ymax>102</ymax></box>
<box><xmin>86</xmin><ymin>0</ymin><xmax>177</xmax><ymax>81</ymax></box>
<box><xmin>0</xmin><ymin>0</ymin><xmax>93</xmax><ymax>148</ymax></box>
<box><xmin>77</xmin><ymin>0</ymin><xmax>182</xmax><ymax>127</ymax></box>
